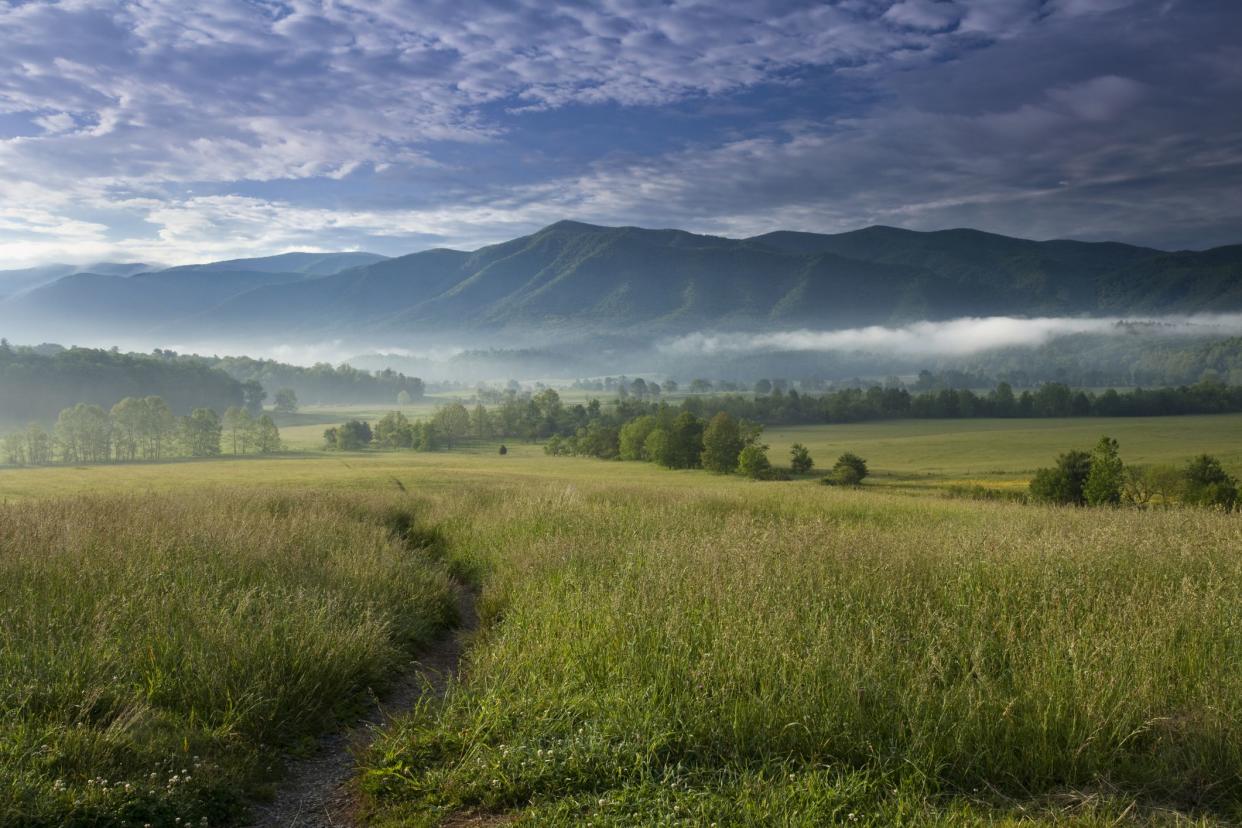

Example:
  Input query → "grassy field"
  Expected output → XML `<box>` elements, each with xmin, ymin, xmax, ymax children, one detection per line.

<box><xmin>2</xmin><ymin>415</ymin><xmax>1242</xmax><ymax>825</ymax></box>
<box><xmin>362</xmin><ymin>480</ymin><xmax>1242</xmax><ymax>826</ymax></box>
<box><xmin>0</xmin><ymin>490</ymin><xmax>456</xmax><ymax>826</ymax></box>
<box><xmin>764</xmin><ymin>414</ymin><xmax>1242</xmax><ymax>491</ymax></box>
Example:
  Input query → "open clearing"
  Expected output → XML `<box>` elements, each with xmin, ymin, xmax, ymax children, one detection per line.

<box><xmin>2</xmin><ymin>414</ymin><xmax>1241</xmax><ymax>825</ymax></box>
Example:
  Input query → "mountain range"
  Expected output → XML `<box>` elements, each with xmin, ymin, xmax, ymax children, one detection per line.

<box><xmin>1</xmin><ymin>222</ymin><xmax>1239</xmax><ymax>346</ymax></box>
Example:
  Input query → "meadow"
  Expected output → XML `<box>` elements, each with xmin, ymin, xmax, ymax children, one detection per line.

<box><xmin>0</xmin><ymin>490</ymin><xmax>456</xmax><ymax>826</ymax></box>
<box><xmin>2</xmin><ymin>415</ymin><xmax>1241</xmax><ymax>825</ymax></box>
<box><xmin>763</xmin><ymin>414</ymin><xmax>1242</xmax><ymax>492</ymax></box>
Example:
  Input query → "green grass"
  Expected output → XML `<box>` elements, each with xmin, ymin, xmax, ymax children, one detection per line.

<box><xmin>3</xmin><ymin>415</ymin><xmax>1242</xmax><ymax>825</ymax></box>
<box><xmin>764</xmin><ymin>415</ymin><xmax>1242</xmax><ymax>491</ymax></box>
<box><xmin>0</xmin><ymin>489</ymin><xmax>456</xmax><ymax>826</ymax></box>
<box><xmin>361</xmin><ymin>480</ymin><xmax>1242</xmax><ymax>826</ymax></box>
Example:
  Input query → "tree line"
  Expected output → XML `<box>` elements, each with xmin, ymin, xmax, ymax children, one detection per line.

<box><xmin>326</xmin><ymin>391</ymin><xmax>880</xmax><ymax>486</ymax></box>
<box><xmin>323</xmin><ymin>379</ymin><xmax>1242</xmax><ymax>460</ymax></box>
<box><xmin>683</xmin><ymin>379</ymin><xmax>1242</xmax><ymax>424</ymax></box>
<box><xmin>558</xmin><ymin>378</ymin><xmax>1242</xmax><ymax>426</ymax></box>
<box><xmin>0</xmin><ymin>341</ymin><xmax>427</xmax><ymax>426</ymax></box>
<box><xmin>174</xmin><ymin>353</ymin><xmax>426</xmax><ymax>405</ymax></box>
<box><xmin>1029</xmin><ymin>438</ymin><xmax>1238</xmax><ymax>511</ymax></box>
<box><xmin>0</xmin><ymin>341</ymin><xmax>249</xmax><ymax>423</ymax></box>
<box><xmin>2</xmin><ymin>396</ymin><xmax>280</xmax><ymax>466</ymax></box>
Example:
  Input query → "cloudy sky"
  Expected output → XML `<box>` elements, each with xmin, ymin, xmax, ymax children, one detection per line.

<box><xmin>1</xmin><ymin>0</ymin><xmax>1239</xmax><ymax>266</ymax></box>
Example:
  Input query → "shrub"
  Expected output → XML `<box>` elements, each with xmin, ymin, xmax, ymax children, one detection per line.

<box><xmin>1029</xmin><ymin>449</ymin><xmax>1091</xmax><ymax>505</ymax></box>
<box><xmin>701</xmin><ymin>412</ymin><xmax>743</xmax><ymax>473</ymax></box>
<box><xmin>334</xmin><ymin>419</ymin><xmax>373</xmax><ymax>450</ymax></box>
<box><xmin>823</xmin><ymin>452</ymin><xmax>868</xmax><ymax>486</ymax></box>
<box><xmin>789</xmin><ymin>443</ymin><xmax>814</xmax><ymax>475</ymax></box>
<box><xmin>1182</xmin><ymin>454</ymin><xmax>1239</xmax><ymax>510</ymax></box>
<box><xmin>1083</xmin><ymin>436</ymin><xmax>1123</xmax><ymax>506</ymax></box>
<box><xmin>736</xmin><ymin>443</ymin><xmax>773</xmax><ymax>479</ymax></box>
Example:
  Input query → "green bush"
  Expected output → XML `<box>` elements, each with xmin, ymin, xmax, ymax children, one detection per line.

<box><xmin>823</xmin><ymin>452</ymin><xmax>868</xmax><ymax>486</ymax></box>
<box><xmin>736</xmin><ymin>443</ymin><xmax>772</xmax><ymax>479</ymax></box>
<box><xmin>1029</xmin><ymin>449</ymin><xmax>1091</xmax><ymax>505</ymax></box>
<box><xmin>789</xmin><ymin>443</ymin><xmax>814</xmax><ymax>475</ymax></box>
<box><xmin>1182</xmin><ymin>454</ymin><xmax>1239</xmax><ymax>509</ymax></box>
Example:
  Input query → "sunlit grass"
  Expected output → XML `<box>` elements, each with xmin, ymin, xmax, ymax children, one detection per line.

<box><xmin>3</xmin><ymin>415</ymin><xmax>1242</xmax><ymax>824</ymax></box>
<box><xmin>362</xmin><ymin>480</ymin><xmax>1242</xmax><ymax>825</ymax></box>
<box><xmin>0</xmin><ymin>489</ymin><xmax>455</xmax><ymax>826</ymax></box>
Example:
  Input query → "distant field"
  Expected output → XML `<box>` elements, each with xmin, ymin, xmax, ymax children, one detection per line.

<box><xmin>765</xmin><ymin>414</ymin><xmax>1242</xmax><ymax>491</ymax></box>
<box><xmin>5</xmin><ymin>414</ymin><xmax>1241</xmax><ymax>500</ymax></box>
<box><xmin>246</xmin><ymin>412</ymin><xmax>1242</xmax><ymax>493</ymax></box>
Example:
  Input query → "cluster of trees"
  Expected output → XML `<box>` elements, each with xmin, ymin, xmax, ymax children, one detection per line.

<box><xmin>2</xmin><ymin>396</ymin><xmax>280</xmax><ymax>466</ymax></box>
<box><xmin>547</xmin><ymin>410</ymin><xmax>789</xmax><ymax>479</ymax></box>
<box><xmin>325</xmin><ymin>404</ymin><xmax>473</xmax><ymax>451</ymax></box>
<box><xmin>0</xmin><ymin>341</ymin><xmax>246</xmax><ymax>423</ymax></box>
<box><xmin>189</xmin><ymin>354</ymin><xmax>425</xmax><ymax>405</ymax></box>
<box><xmin>1030</xmin><ymin>437</ymin><xmax>1238</xmax><ymax>510</ymax></box>
<box><xmin>569</xmin><ymin>376</ymin><xmax>677</xmax><ymax>398</ymax></box>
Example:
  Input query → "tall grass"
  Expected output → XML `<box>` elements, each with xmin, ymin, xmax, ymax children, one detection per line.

<box><xmin>364</xmin><ymin>482</ymin><xmax>1242</xmax><ymax>825</ymax></box>
<box><xmin>0</xmin><ymin>489</ymin><xmax>455</xmax><ymax>827</ymax></box>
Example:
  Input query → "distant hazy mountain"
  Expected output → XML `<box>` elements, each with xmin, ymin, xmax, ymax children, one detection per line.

<box><xmin>0</xmin><ymin>261</ymin><xmax>159</xmax><ymax>298</ymax></box>
<box><xmin>0</xmin><ymin>252</ymin><xmax>386</xmax><ymax>338</ymax></box>
<box><xmin>2</xmin><ymin>224</ymin><xmax>1239</xmax><ymax>344</ymax></box>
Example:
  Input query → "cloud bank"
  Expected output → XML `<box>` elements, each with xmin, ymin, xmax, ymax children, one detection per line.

<box><xmin>0</xmin><ymin>0</ymin><xmax>1239</xmax><ymax>265</ymax></box>
<box><xmin>662</xmin><ymin>315</ymin><xmax>1242</xmax><ymax>358</ymax></box>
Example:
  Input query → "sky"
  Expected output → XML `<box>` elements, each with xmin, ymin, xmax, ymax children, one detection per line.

<box><xmin>0</xmin><ymin>0</ymin><xmax>1240</xmax><ymax>267</ymax></box>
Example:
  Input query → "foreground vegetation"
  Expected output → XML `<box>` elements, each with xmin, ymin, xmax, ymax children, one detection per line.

<box><xmin>2</xmin><ymin>416</ymin><xmax>1242</xmax><ymax>824</ymax></box>
<box><xmin>361</xmin><ymin>479</ymin><xmax>1242</xmax><ymax>825</ymax></box>
<box><xmin>0</xmin><ymin>490</ymin><xmax>455</xmax><ymax>826</ymax></box>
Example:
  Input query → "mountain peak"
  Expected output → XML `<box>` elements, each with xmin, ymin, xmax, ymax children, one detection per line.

<box><xmin>536</xmin><ymin>219</ymin><xmax>609</xmax><ymax>234</ymax></box>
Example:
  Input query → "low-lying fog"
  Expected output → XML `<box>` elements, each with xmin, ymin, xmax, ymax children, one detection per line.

<box><xmin>10</xmin><ymin>313</ymin><xmax>1242</xmax><ymax>385</ymax></box>
<box><xmin>661</xmin><ymin>314</ymin><xmax>1242</xmax><ymax>359</ymax></box>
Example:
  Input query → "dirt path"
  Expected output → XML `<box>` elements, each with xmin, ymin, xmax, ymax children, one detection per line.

<box><xmin>245</xmin><ymin>583</ymin><xmax>478</xmax><ymax>828</ymax></box>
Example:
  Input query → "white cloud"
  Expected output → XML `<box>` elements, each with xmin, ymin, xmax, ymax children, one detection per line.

<box><xmin>0</xmin><ymin>0</ymin><xmax>1237</xmax><ymax>263</ymax></box>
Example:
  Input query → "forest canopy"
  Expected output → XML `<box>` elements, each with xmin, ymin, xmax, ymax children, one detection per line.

<box><xmin>0</xmin><ymin>342</ymin><xmax>428</xmax><ymax>424</ymax></box>
<box><xmin>0</xmin><ymin>341</ymin><xmax>244</xmax><ymax>423</ymax></box>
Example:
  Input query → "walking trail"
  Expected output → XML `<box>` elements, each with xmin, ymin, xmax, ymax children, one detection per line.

<box><xmin>246</xmin><ymin>583</ymin><xmax>479</xmax><ymax>828</ymax></box>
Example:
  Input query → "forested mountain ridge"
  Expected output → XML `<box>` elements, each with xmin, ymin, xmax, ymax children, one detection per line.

<box><xmin>2</xmin><ymin>222</ymin><xmax>1239</xmax><ymax>343</ymax></box>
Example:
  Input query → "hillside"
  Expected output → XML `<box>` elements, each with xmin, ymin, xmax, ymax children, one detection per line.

<box><xmin>0</xmin><ymin>261</ymin><xmax>159</xmax><ymax>298</ymax></box>
<box><xmin>0</xmin><ymin>251</ymin><xmax>386</xmax><ymax>339</ymax></box>
<box><xmin>2</xmin><ymin>223</ymin><xmax>1239</xmax><ymax>344</ymax></box>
